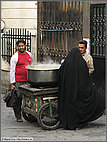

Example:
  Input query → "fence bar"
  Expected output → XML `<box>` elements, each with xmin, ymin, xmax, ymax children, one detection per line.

<box><xmin>1</xmin><ymin>28</ymin><xmax>31</xmax><ymax>64</ymax></box>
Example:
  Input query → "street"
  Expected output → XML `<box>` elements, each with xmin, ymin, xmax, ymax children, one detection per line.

<box><xmin>1</xmin><ymin>94</ymin><xmax>106</xmax><ymax>141</ymax></box>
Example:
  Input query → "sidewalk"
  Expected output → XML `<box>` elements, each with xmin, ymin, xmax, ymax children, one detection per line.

<box><xmin>1</xmin><ymin>94</ymin><xmax>106</xmax><ymax>141</ymax></box>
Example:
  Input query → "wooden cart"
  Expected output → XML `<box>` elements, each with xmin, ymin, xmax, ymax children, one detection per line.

<box><xmin>19</xmin><ymin>84</ymin><xmax>60</xmax><ymax>130</ymax></box>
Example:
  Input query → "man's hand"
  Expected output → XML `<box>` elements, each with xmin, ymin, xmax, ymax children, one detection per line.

<box><xmin>61</xmin><ymin>59</ymin><xmax>64</xmax><ymax>64</ymax></box>
<box><xmin>10</xmin><ymin>83</ymin><xmax>16</xmax><ymax>90</ymax></box>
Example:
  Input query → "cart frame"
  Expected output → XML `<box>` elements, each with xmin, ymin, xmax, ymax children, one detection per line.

<box><xmin>19</xmin><ymin>84</ymin><xmax>60</xmax><ymax>130</ymax></box>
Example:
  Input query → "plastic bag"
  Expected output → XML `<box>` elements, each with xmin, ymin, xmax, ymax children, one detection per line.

<box><xmin>3</xmin><ymin>90</ymin><xmax>19</xmax><ymax>107</ymax></box>
<box><xmin>3</xmin><ymin>90</ymin><xmax>12</xmax><ymax>103</ymax></box>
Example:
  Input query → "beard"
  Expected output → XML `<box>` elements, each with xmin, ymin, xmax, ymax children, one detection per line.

<box><xmin>18</xmin><ymin>48</ymin><xmax>26</xmax><ymax>53</ymax></box>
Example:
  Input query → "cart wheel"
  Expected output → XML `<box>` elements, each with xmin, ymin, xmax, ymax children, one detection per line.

<box><xmin>37</xmin><ymin>102</ymin><xmax>60</xmax><ymax>130</ymax></box>
<box><xmin>22</xmin><ymin>109</ymin><xmax>37</xmax><ymax>123</ymax></box>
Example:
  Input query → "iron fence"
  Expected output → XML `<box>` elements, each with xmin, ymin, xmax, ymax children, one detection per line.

<box><xmin>1</xmin><ymin>28</ymin><xmax>31</xmax><ymax>64</ymax></box>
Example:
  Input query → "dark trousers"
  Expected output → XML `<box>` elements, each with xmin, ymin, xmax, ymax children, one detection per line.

<box><xmin>13</xmin><ymin>98</ymin><xmax>22</xmax><ymax>119</ymax></box>
<box><xmin>12</xmin><ymin>81</ymin><xmax>28</xmax><ymax>119</ymax></box>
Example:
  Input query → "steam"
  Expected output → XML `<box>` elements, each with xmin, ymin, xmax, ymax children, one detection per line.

<box><xmin>26</xmin><ymin>59</ymin><xmax>61</xmax><ymax>70</ymax></box>
<box><xmin>30</xmin><ymin>57</ymin><xmax>60</xmax><ymax>66</ymax></box>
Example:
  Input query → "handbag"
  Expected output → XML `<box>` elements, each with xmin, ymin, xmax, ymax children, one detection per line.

<box><xmin>3</xmin><ymin>90</ymin><xmax>19</xmax><ymax>107</ymax></box>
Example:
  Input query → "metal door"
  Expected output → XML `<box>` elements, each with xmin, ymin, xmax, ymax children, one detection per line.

<box><xmin>90</xmin><ymin>3</ymin><xmax>106</xmax><ymax>88</ymax></box>
<box><xmin>37</xmin><ymin>1</ymin><xmax>83</xmax><ymax>63</ymax></box>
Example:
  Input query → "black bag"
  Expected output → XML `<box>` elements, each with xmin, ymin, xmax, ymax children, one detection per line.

<box><xmin>3</xmin><ymin>90</ymin><xmax>12</xmax><ymax>103</ymax></box>
<box><xmin>3</xmin><ymin>90</ymin><xmax>19</xmax><ymax>107</ymax></box>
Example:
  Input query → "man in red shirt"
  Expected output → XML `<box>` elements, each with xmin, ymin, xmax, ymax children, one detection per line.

<box><xmin>10</xmin><ymin>39</ymin><xmax>32</xmax><ymax>122</ymax></box>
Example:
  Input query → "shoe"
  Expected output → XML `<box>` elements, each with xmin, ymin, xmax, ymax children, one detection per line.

<box><xmin>17</xmin><ymin>118</ymin><xmax>23</xmax><ymax>122</ymax></box>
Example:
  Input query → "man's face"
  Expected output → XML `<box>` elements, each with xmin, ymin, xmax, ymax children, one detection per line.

<box><xmin>78</xmin><ymin>44</ymin><xmax>87</xmax><ymax>54</ymax></box>
<box><xmin>17</xmin><ymin>42</ymin><xmax>26</xmax><ymax>53</ymax></box>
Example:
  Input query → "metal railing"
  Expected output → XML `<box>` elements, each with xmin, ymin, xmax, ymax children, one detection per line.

<box><xmin>1</xmin><ymin>28</ymin><xmax>31</xmax><ymax>64</ymax></box>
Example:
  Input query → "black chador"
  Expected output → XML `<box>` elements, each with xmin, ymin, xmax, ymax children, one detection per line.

<box><xmin>58</xmin><ymin>47</ymin><xmax>105</xmax><ymax>130</ymax></box>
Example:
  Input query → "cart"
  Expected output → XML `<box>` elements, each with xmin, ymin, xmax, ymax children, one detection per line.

<box><xmin>19</xmin><ymin>84</ymin><xmax>60</xmax><ymax>130</ymax></box>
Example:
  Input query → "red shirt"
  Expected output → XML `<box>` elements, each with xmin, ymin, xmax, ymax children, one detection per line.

<box><xmin>15</xmin><ymin>51</ymin><xmax>31</xmax><ymax>81</ymax></box>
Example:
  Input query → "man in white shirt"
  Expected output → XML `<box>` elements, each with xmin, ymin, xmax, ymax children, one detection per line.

<box><xmin>10</xmin><ymin>39</ymin><xmax>32</xmax><ymax>122</ymax></box>
<box><xmin>78</xmin><ymin>40</ymin><xmax>94</xmax><ymax>74</ymax></box>
<box><xmin>61</xmin><ymin>40</ymin><xmax>94</xmax><ymax>75</ymax></box>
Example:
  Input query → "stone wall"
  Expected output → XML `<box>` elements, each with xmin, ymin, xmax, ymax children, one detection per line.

<box><xmin>1</xmin><ymin>57</ymin><xmax>10</xmax><ymax>94</ymax></box>
<box><xmin>1</xmin><ymin>1</ymin><xmax>37</xmax><ymax>35</ymax></box>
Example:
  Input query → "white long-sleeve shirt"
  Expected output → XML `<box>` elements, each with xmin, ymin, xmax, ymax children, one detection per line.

<box><xmin>82</xmin><ymin>52</ymin><xmax>94</xmax><ymax>74</ymax></box>
<box><xmin>10</xmin><ymin>51</ymin><xmax>32</xmax><ymax>83</ymax></box>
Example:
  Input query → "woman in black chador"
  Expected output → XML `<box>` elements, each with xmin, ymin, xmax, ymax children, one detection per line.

<box><xmin>58</xmin><ymin>47</ymin><xmax>105</xmax><ymax>130</ymax></box>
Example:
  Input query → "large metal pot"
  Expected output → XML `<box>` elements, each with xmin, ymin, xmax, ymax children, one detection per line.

<box><xmin>27</xmin><ymin>64</ymin><xmax>61</xmax><ymax>87</ymax></box>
